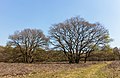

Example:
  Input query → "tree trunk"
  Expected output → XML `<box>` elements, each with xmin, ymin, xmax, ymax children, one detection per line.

<box><xmin>84</xmin><ymin>52</ymin><xmax>91</xmax><ymax>63</ymax></box>
<box><xmin>84</xmin><ymin>57</ymin><xmax>87</xmax><ymax>63</ymax></box>
<box><xmin>28</xmin><ymin>55</ymin><xmax>33</xmax><ymax>63</ymax></box>
<box><xmin>69</xmin><ymin>60</ymin><xmax>74</xmax><ymax>63</ymax></box>
<box><xmin>75</xmin><ymin>58</ymin><xmax>79</xmax><ymax>63</ymax></box>
<box><xmin>24</xmin><ymin>52</ymin><xmax>28</xmax><ymax>63</ymax></box>
<box><xmin>75</xmin><ymin>55</ymin><xmax>80</xmax><ymax>63</ymax></box>
<box><xmin>68</xmin><ymin>55</ymin><xmax>74</xmax><ymax>63</ymax></box>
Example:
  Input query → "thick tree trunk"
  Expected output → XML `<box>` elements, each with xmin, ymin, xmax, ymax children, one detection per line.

<box><xmin>23</xmin><ymin>52</ymin><xmax>28</xmax><ymax>63</ymax></box>
<box><xmin>68</xmin><ymin>54</ymin><xmax>74</xmax><ymax>63</ymax></box>
<box><xmin>75</xmin><ymin>58</ymin><xmax>79</xmax><ymax>63</ymax></box>
<box><xmin>75</xmin><ymin>55</ymin><xmax>80</xmax><ymax>64</ymax></box>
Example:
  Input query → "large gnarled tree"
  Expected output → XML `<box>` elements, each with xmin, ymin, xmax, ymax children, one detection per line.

<box><xmin>8</xmin><ymin>29</ymin><xmax>49</xmax><ymax>63</ymax></box>
<box><xmin>49</xmin><ymin>16</ymin><xmax>111</xmax><ymax>63</ymax></box>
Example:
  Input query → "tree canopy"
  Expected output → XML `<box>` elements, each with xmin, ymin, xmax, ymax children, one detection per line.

<box><xmin>8</xmin><ymin>28</ymin><xmax>49</xmax><ymax>63</ymax></box>
<box><xmin>49</xmin><ymin>16</ymin><xmax>111</xmax><ymax>63</ymax></box>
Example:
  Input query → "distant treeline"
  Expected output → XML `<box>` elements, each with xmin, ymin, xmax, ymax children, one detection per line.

<box><xmin>0</xmin><ymin>46</ymin><xmax>119</xmax><ymax>63</ymax></box>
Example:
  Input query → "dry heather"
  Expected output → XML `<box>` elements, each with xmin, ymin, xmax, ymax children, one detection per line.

<box><xmin>104</xmin><ymin>61</ymin><xmax>120</xmax><ymax>78</ymax></box>
<box><xmin>0</xmin><ymin>62</ymin><xmax>97</xmax><ymax>78</ymax></box>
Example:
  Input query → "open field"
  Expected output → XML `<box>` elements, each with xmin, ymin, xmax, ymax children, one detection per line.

<box><xmin>0</xmin><ymin>61</ymin><xmax>119</xmax><ymax>78</ymax></box>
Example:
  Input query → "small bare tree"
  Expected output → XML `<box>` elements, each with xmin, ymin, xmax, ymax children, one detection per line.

<box><xmin>8</xmin><ymin>29</ymin><xmax>49</xmax><ymax>63</ymax></box>
<box><xmin>49</xmin><ymin>16</ymin><xmax>111</xmax><ymax>63</ymax></box>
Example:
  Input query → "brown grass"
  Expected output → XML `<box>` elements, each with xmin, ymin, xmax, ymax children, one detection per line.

<box><xmin>103</xmin><ymin>61</ymin><xmax>120</xmax><ymax>78</ymax></box>
<box><xmin>0</xmin><ymin>61</ymin><xmax>99</xmax><ymax>77</ymax></box>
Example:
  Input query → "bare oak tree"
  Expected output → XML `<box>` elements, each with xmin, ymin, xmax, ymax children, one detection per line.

<box><xmin>8</xmin><ymin>29</ymin><xmax>49</xmax><ymax>63</ymax></box>
<box><xmin>49</xmin><ymin>16</ymin><xmax>111</xmax><ymax>63</ymax></box>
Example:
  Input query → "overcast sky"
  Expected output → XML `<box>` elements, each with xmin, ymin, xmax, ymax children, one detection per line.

<box><xmin>0</xmin><ymin>0</ymin><xmax>120</xmax><ymax>47</ymax></box>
